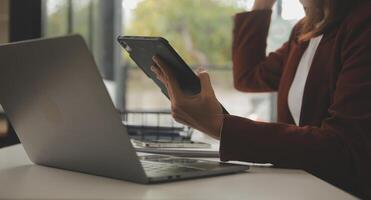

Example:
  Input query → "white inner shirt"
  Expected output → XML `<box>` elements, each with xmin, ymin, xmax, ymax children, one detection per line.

<box><xmin>288</xmin><ymin>35</ymin><xmax>323</xmax><ymax>126</ymax></box>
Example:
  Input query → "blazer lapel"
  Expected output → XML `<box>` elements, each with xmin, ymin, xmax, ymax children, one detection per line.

<box><xmin>299</xmin><ymin>31</ymin><xmax>337</xmax><ymax>126</ymax></box>
<box><xmin>277</xmin><ymin>41</ymin><xmax>308</xmax><ymax>124</ymax></box>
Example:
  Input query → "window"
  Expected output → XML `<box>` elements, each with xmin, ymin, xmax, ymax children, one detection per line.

<box><xmin>123</xmin><ymin>0</ymin><xmax>304</xmax><ymax>122</ymax></box>
<box><xmin>43</xmin><ymin>0</ymin><xmax>124</xmax><ymax>105</ymax></box>
<box><xmin>42</xmin><ymin>0</ymin><xmax>305</xmax><ymax>122</ymax></box>
<box><xmin>0</xmin><ymin>0</ymin><xmax>9</xmax><ymax>43</ymax></box>
<box><xmin>44</xmin><ymin>0</ymin><xmax>94</xmax><ymax>42</ymax></box>
<box><xmin>44</xmin><ymin>0</ymin><xmax>69</xmax><ymax>37</ymax></box>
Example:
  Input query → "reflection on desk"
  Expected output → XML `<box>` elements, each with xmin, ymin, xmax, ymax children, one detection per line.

<box><xmin>0</xmin><ymin>145</ymin><xmax>356</xmax><ymax>200</ymax></box>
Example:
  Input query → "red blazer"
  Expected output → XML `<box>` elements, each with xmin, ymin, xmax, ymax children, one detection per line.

<box><xmin>219</xmin><ymin>2</ymin><xmax>371</xmax><ymax>198</ymax></box>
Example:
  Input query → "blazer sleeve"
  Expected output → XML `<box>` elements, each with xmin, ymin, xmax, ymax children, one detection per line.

<box><xmin>221</xmin><ymin>11</ymin><xmax>371</xmax><ymax>195</ymax></box>
<box><xmin>232</xmin><ymin>10</ymin><xmax>290</xmax><ymax>92</ymax></box>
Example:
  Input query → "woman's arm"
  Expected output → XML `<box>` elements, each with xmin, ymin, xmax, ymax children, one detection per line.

<box><xmin>151</xmin><ymin>1</ymin><xmax>371</xmax><ymax>197</ymax></box>
<box><xmin>222</xmin><ymin>10</ymin><xmax>371</xmax><ymax>195</ymax></box>
<box><xmin>233</xmin><ymin>0</ymin><xmax>300</xmax><ymax>93</ymax></box>
<box><xmin>232</xmin><ymin>9</ymin><xmax>292</xmax><ymax>92</ymax></box>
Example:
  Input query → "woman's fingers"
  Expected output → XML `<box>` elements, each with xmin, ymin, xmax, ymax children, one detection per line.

<box><xmin>151</xmin><ymin>64</ymin><xmax>176</xmax><ymax>100</ymax></box>
<box><xmin>151</xmin><ymin>65</ymin><xmax>166</xmax><ymax>84</ymax></box>
<box><xmin>152</xmin><ymin>56</ymin><xmax>184</xmax><ymax>98</ymax></box>
<box><xmin>196</xmin><ymin>69</ymin><xmax>216</xmax><ymax>97</ymax></box>
<box><xmin>151</xmin><ymin>64</ymin><xmax>177</xmax><ymax>101</ymax></box>
<box><xmin>152</xmin><ymin>56</ymin><xmax>172</xmax><ymax>80</ymax></box>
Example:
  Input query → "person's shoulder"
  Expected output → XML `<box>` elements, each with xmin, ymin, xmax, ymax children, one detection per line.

<box><xmin>286</xmin><ymin>20</ymin><xmax>305</xmax><ymax>43</ymax></box>
<box><xmin>343</xmin><ymin>1</ymin><xmax>371</xmax><ymax>30</ymax></box>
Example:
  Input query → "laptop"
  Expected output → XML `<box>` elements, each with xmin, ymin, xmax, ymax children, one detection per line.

<box><xmin>0</xmin><ymin>35</ymin><xmax>249</xmax><ymax>183</ymax></box>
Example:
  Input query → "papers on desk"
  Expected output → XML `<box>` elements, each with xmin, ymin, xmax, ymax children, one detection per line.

<box><xmin>134</xmin><ymin>146</ymin><xmax>220</xmax><ymax>158</ymax></box>
<box><xmin>134</xmin><ymin>146</ymin><xmax>273</xmax><ymax>167</ymax></box>
<box><xmin>131</xmin><ymin>134</ymin><xmax>220</xmax><ymax>157</ymax></box>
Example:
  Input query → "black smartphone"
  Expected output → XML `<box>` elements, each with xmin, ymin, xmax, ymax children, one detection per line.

<box><xmin>117</xmin><ymin>36</ymin><xmax>228</xmax><ymax>114</ymax></box>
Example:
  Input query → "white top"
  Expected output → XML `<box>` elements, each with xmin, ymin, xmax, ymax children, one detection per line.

<box><xmin>0</xmin><ymin>145</ymin><xmax>356</xmax><ymax>199</ymax></box>
<box><xmin>288</xmin><ymin>35</ymin><xmax>323</xmax><ymax>126</ymax></box>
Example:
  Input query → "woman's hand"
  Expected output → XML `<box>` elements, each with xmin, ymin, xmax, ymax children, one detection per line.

<box><xmin>252</xmin><ymin>0</ymin><xmax>276</xmax><ymax>10</ymax></box>
<box><xmin>151</xmin><ymin>56</ymin><xmax>224</xmax><ymax>139</ymax></box>
<box><xmin>0</xmin><ymin>117</ymin><xmax>8</xmax><ymax>137</ymax></box>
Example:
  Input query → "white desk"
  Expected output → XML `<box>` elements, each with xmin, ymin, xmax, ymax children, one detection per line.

<box><xmin>0</xmin><ymin>145</ymin><xmax>356</xmax><ymax>200</ymax></box>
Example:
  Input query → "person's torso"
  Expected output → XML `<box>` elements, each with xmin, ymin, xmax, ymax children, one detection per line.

<box><xmin>277</xmin><ymin>25</ymin><xmax>343</xmax><ymax>127</ymax></box>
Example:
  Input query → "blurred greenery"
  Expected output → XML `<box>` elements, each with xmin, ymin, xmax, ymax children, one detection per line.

<box><xmin>46</xmin><ymin>0</ymin><xmax>294</xmax><ymax>68</ymax></box>
<box><xmin>72</xmin><ymin>0</ymin><xmax>91</xmax><ymax>42</ymax></box>
<box><xmin>45</xmin><ymin>0</ymin><xmax>91</xmax><ymax>41</ymax></box>
<box><xmin>43</xmin><ymin>0</ymin><xmax>295</xmax><ymax>119</ymax></box>
<box><xmin>126</xmin><ymin>0</ymin><xmax>244</xmax><ymax>67</ymax></box>
<box><xmin>45</xmin><ymin>0</ymin><xmax>68</xmax><ymax>36</ymax></box>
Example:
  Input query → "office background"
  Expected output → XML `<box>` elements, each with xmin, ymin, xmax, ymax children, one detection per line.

<box><xmin>0</xmin><ymin>0</ymin><xmax>304</xmax><ymax>147</ymax></box>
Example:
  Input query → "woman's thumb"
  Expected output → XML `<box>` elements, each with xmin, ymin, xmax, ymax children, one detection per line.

<box><xmin>196</xmin><ymin>68</ymin><xmax>213</xmax><ymax>93</ymax></box>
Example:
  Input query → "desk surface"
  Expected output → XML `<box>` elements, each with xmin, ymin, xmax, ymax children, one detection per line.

<box><xmin>0</xmin><ymin>145</ymin><xmax>355</xmax><ymax>200</ymax></box>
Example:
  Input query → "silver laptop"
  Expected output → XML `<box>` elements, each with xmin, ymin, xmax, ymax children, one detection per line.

<box><xmin>0</xmin><ymin>35</ymin><xmax>248</xmax><ymax>183</ymax></box>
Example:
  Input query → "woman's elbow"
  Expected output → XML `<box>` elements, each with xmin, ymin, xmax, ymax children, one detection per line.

<box><xmin>233</xmin><ymin>77</ymin><xmax>274</xmax><ymax>93</ymax></box>
<box><xmin>233</xmin><ymin>78</ymin><xmax>253</xmax><ymax>92</ymax></box>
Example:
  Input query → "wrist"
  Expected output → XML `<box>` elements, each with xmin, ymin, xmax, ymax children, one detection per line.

<box><xmin>209</xmin><ymin>115</ymin><xmax>224</xmax><ymax>139</ymax></box>
<box><xmin>252</xmin><ymin>1</ymin><xmax>275</xmax><ymax>10</ymax></box>
<box><xmin>252</xmin><ymin>5</ymin><xmax>273</xmax><ymax>11</ymax></box>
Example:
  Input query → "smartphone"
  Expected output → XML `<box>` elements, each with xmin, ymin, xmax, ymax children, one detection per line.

<box><xmin>117</xmin><ymin>36</ymin><xmax>229</xmax><ymax>114</ymax></box>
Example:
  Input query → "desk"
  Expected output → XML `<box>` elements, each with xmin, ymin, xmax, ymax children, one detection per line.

<box><xmin>0</xmin><ymin>145</ymin><xmax>355</xmax><ymax>200</ymax></box>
